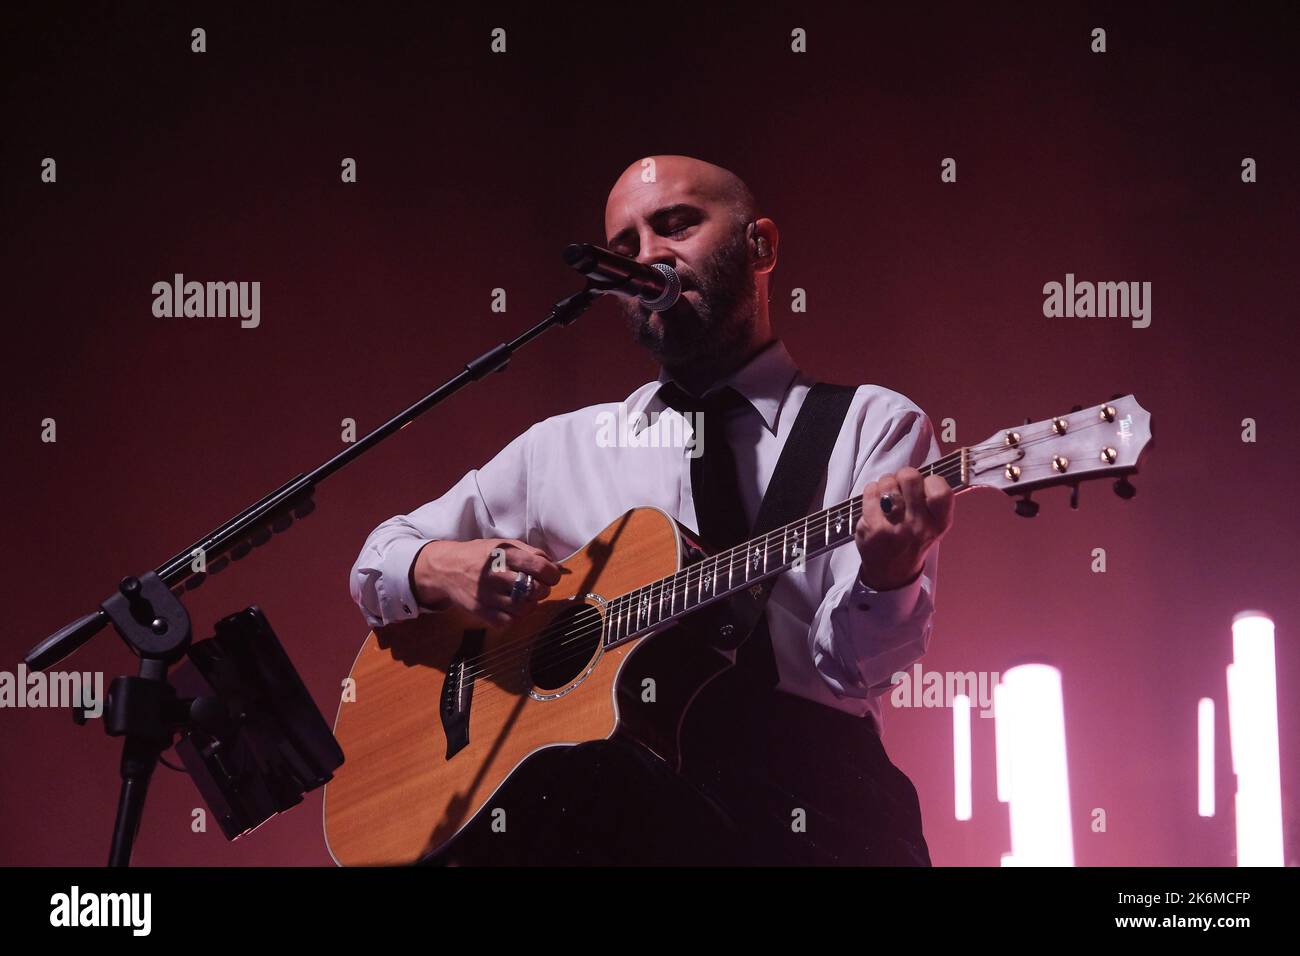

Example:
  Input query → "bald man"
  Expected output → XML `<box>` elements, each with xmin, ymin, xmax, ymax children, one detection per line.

<box><xmin>351</xmin><ymin>155</ymin><xmax>954</xmax><ymax>865</ymax></box>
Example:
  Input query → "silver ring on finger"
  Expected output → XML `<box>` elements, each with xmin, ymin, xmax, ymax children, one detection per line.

<box><xmin>510</xmin><ymin>571</ymin><xmax>534</xmax><ymax>604</ymax></box>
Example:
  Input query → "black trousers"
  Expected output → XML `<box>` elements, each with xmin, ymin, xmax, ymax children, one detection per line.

<box><xmin>430</xmin><ymin>688</ymin><xmax>931</xmax><ymax>867</ymax></box>
<box><xmin>679</xmin><ymin>683</ymin><xmax>933</xmax><ymax>866</ymax></box>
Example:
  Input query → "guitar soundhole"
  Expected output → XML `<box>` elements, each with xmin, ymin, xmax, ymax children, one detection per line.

<box><xmin>528</xmin><ymin>602</ymin><xmax>602</xmax><ymax>692</ymax></box>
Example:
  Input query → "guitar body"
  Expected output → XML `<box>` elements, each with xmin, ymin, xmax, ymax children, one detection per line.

<box><xmin>323</xmin><ymin>506</ymin><xmax>731</xmax><ymax>866</ymax></box>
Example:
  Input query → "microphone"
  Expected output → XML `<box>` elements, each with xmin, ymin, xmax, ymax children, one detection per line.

<box><xmin>563</xmin><ymin>243</ymin><xmax>682</xmax><ymax>312</ymax></box>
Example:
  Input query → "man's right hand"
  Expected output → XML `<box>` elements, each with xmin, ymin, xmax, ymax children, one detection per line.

<box><xmin>410</xmin><ymin>538</ymin><xmax>563</xmax><ymax>629</ymax></box>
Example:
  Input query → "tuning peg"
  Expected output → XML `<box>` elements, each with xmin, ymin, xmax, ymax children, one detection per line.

<box><xmin>1113</xmin><ymin>477</ymin><xmax>1136</xmax><ymax>499</ymax></box>
<box><xmin>1014</xmin><ymin>494</ymin><xmax>1039</xmax><ymax>518</ymax></box>
<box><xmin>1068</xmin><ymin>482</ymin><xmax>1080</xmax><ymax>510</ymax></box>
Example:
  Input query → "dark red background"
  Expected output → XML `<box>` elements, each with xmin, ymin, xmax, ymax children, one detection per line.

<box><xmin>2</xmin><ymin>1</ymin><xmax>1296</xmax><ymax>866</ymax></box>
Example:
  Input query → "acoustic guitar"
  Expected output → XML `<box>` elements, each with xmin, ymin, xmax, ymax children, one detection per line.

<box><xmin>323</xmin><ymin>395</ymin><xmax>1152</xmax><ymax>865</ymax></box>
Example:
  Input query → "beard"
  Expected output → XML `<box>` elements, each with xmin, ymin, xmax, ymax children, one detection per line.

<box><xmin>621</xmin><ymin>224</ymin><xmax>758</xmax><ymax>368</ymax></box>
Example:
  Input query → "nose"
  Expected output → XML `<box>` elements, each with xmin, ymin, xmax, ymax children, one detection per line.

<box><xmin>637</xmin><ymin>228</ymin><xmax>677</xmax><ymax>269</ymax></box>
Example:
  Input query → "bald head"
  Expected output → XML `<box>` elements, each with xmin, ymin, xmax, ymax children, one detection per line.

<box><xmin>604</xmin><ymin>155</ymin><xmax>758</xmax><ymax>245</ymax></box>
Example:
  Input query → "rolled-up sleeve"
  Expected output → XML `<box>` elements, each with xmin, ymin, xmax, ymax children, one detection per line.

<box><xmin>808</xmin><ymin>401</ymin><xmax>942</xmax><ymax>700</ymax></box>
<box><xmin>349</xmin><ymin>424</ymin><xmax>536</xmax><ymax>628</ymax></box>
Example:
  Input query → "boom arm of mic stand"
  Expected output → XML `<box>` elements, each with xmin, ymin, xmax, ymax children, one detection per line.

<box><xmin>24</xmin><ymin>282</ymin><xmax>605</xmax><ymax>672</ymax></box>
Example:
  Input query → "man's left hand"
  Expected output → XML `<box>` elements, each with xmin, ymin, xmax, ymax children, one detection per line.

<box><xmin>854</xmin><ymin>466</ymin><xmax>955</xmax><ymax>591</ymax></box>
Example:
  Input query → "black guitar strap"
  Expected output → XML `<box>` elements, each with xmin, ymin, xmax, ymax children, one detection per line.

<box><xmin>718</xmin><ymin>381</ymin><xmax>858</xmax><ymax>695</ymax></box>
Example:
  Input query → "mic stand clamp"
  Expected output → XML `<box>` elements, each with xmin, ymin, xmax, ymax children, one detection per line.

<box><xmin>100</xmin><ymin>572</ymin><xmax>193</xmax><ymax>867</ymax></box>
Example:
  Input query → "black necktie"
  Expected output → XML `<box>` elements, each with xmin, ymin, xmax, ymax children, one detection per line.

<box><xmin>657</xmin><ymin>381</ymin><xmax>782</xmax><ymax>701</ymax></box>
<box><xmin>656</xmin><ymin>382</ymin><xmax>751</xmax><ymax>551</ymax></box>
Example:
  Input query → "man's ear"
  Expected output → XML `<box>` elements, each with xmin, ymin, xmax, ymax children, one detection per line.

<box><xmin>748</xmin><ymin>218</ymin><xmax>779</xmax><ymax>273</ymax></box>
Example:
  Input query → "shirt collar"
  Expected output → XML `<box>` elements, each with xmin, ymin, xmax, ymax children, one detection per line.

<box><xmin>630</xmin><ymin>338</ymin><xmax>800</xmax><ymax>436</ymax></box>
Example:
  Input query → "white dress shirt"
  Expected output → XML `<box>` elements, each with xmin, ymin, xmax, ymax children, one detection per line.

<box><xmin>350</xmin><ymin>339</ymin><xmax>941</xmax><ymax>732</ymax></box>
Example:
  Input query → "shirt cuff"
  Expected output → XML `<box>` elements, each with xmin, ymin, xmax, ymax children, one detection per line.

<box><xmin>849</xmin><ymin>569</ymin><xmax>923</xmax><ymax>624</ymax></box>
<box><xmin>376</xmin><ymin>536</ymin><xmax>434</xmax><ymax>623</ymax></box>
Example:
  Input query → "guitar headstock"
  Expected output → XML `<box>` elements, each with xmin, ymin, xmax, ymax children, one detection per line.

<box><xmin>965</xmin><ymin>395</ymin><xmax>1152</xmax><ymax>512</ymax></box>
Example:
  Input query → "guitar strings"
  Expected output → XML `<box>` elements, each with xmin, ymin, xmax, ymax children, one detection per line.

<box><xmin>454</xmin><ymin>456</ymin><xmax>958</xmax><ymax>684</ymax></box>
<box><xmin>448</xmin><ymin>415</ymin><xmax>1122</xmax><ymax>688</ymax></box>
<box><xmin>456</xmin><ymin>472</ymin><xmax>944</xmax><ymax>685</ymax></box>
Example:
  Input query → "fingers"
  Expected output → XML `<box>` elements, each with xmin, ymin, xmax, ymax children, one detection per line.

<box><xmin>895</xmin><ymin>467</ymin><xmax>927</xmax><ymax>519</ymax></box>
<box><xmin>476</xmin><ymin>580</ymin><xmax>542</xmax><ymax>630</ymax></box>
<box><xmin>476</xmin><ymin>541</ymin><xmax>562</xmax><ymax>626</ymax></box>
<box><xmin>865</xmin><ymin>468</ymin><xmax>952</xmax><ymax>530</ymax></box>
<box><xmin>923</xmin><ymin>473</ymin><xmax>955</xmax><ymax>532</ymax></box>
<box><xmin>859</xmin><ymin>478</ymin><xmax>883</xmax><ymax>533</ymax></box>
<box><xmin>500</xmin><ymin>541</ymin><xmax>563</xmax><ymax>587</ymax></box>
<box><xmin>477</xmin><ymin>601</ymin><xmax>518</xmax><ymax>630</ymax></box>
<box><xmin>868</xmin><ymin>468</ymin><xmax>920</xmax><ymax>522</ymax></box>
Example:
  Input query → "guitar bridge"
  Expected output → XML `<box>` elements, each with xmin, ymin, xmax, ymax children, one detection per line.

<box><xmin>439</xmin><ymin>628</ymin><xmax>485</xmax><ymax>759</ymax></box>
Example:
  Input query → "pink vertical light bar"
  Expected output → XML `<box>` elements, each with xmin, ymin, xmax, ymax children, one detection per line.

<box><xmin>1226</xmin><ymin>610</ymin><xmax>1283</xmax><ymax>866</ymax></box>
<box><xmin>953</xmin><ymin>693</ymin><xmax>972</xmax><ymax>821</ymax></box>
<box><xmin>1197</xmin><ymin>698</ymin><xmax>1215</xmax><ymax>817</ymax></box>
<box><xmin>998</xmin><ymin>663</ymin><xmax>1074</xmax><ymax>866</ymax></box>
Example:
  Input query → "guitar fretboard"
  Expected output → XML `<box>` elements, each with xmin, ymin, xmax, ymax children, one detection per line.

<box><xmin>602</xmin><ymin>447</ymin><xmax>969</xmax><ymax>648</ymax></box>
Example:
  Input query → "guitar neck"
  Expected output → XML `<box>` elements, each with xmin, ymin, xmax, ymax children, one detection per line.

<box><xmin>602</xmin><ymin>447</ymin><xmax>972</xmax><ymax>648</ymax></box>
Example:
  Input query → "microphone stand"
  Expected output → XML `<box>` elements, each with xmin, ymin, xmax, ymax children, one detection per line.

<box><xmin>24</xmin><ymin>277</ymin><xmax>613</xmax><ymax>866</ymax></box>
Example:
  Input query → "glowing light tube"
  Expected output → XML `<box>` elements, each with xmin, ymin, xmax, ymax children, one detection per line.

<box><xmin>994</xmin><ymin>681</ymin><xmax>1010</xmax><ymax>803</ymax></box>
<box><xmin>1198</xmin><ymin>697</ymin><xmax>1215</xmax><ymax>818</ymax></box>
<box><xmin>997</xmin><ymin>663</ymin><xmax>1074</xmax><ymax>866</ymax></box>
<box><xmin>1227</xmin><ymin>611</ymin><xmax>1283</xmax><ymax>866</ymax></box>
<box><xmin>954</xmin><ymin>693</ymin><xmax>972</xmax><ymax>821</ymax></box>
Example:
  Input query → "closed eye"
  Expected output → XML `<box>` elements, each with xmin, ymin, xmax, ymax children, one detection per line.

<box><xmin>606</xmin><ymin>206</ymin><xmax>703</xmax><ymax>255</ymax></box>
